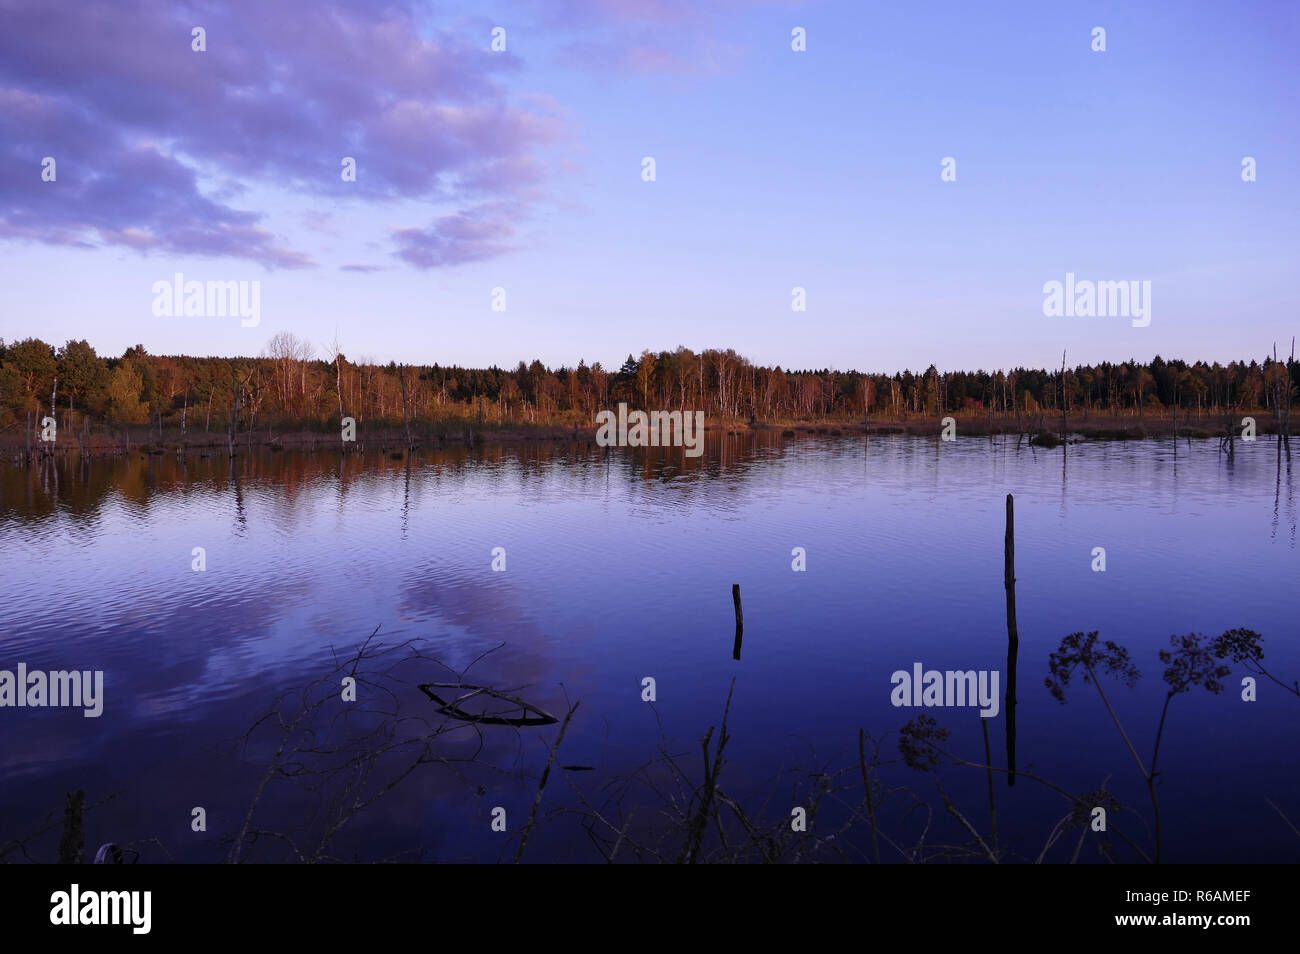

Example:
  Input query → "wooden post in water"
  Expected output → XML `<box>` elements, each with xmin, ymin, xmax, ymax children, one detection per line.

<box><xmin>58</xmin><ymin>789</ymin><xmax>85</xmax><ymax>864</ymax></box>
<box><xmin>731</xmin><ymin>584</ymin><xmax>743</xmax><ymax>660</ymax></box>
<box><xmin>1004</xmin><ymin>494</ymin><xmax>1019</xmax><ymax>787</ymax></box>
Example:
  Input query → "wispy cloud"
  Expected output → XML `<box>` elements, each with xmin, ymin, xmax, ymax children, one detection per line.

<box><xmin>391</xmin><ymin>202</ymin><xmax>520</xmax><ymax>269</ymax></box>
<box><xmin>533</xmin><ymin>0</ymin><xmax>800</xmax><ymax>75</ymax></box>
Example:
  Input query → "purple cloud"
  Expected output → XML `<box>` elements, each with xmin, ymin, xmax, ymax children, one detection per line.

<box><xmin>0</xmin><ymin>0</ymin><xmax>563</xmax><ymax>268</ymax></box>
<box><xmin>391</xmin><ymin>203</ymin><xmax>519</xmax><ymax>269</ymax></box>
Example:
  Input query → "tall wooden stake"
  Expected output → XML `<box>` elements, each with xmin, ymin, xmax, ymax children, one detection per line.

<box><xmin>731</xmin><ymin>584</ymin><xmax>743</xmax><ymax>660</ymax></box>
<box><xmin>1004</xmin><ymin>494</ymin><xmax>1019</xmax><ymax>786</ymax></box>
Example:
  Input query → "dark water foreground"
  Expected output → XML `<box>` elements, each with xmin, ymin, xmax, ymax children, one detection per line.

<box><xmin>1</xmin><ymin>433</ymin><xmax>1296</xmax><ymax>863</ymax></box>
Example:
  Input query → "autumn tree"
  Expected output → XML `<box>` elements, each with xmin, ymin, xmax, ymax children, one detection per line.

<box><xmin>3</xmin><ymin>337</ymin><xmax>57</xmax><ymax>413</ymax></box>
<box><xmin>106</xmin><ymin>364</ymin><xmax>149</xmax><ymax>424</ymax></box>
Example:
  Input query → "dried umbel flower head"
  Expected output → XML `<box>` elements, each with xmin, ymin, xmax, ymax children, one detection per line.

<box><xmin>1045</xmin><ymin>631</ymin><xmax>1141</xmax><ymax>703</ymax></box>
<box><xmin>898</xmin><ymin>714</ymin><xmax>950</xmax><ymax>771</ymax></box>
<box><xmin>1067</xmin><ymin>787</ymin><xmax>1122</xmax><ymax>831</ymax></box>
<box><xmin>1210</xmin><ymin>628</ymin><xmax>1265</xmax><ymax>665</ymax></box>
<box><xmin>1159</xmin><ymin>633</ymin><xmax>1231</xmax><ymax>694</ymax></box>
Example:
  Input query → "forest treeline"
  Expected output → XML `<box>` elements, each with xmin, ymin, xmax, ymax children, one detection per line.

<box><xmin>1</xmin><ymin>333</ymin><xmax>1296</xmax><ymax>438</ymax></box>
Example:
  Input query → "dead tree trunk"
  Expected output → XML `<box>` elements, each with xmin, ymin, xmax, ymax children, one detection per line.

<box><xmin>1059</xmin><ymin>351</ymin><xmax>1067</xmax><ymax>440</ymax></box>
<box><xmin>397</xmin><ymin>363</ymin><xmax>413</xmax><ymax>447</ymax></box>
<box><xmin>336</xmin><ymin>355</ymin><xmax>345</xmax><ymax>420</ymax></box>
<box><xmin>228</xmin><ymin>383</ymin><xmax>242</xmax><ymax>458</ymax></box>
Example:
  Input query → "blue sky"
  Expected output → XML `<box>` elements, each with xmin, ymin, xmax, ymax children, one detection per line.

<box><xmin>1</xmin><ymin>0</ymin><xmax>1297</xmax><ymax>371</ymax></box>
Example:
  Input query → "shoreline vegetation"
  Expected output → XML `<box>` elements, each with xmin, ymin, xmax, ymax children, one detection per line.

<box><xmin>2</xmin><ymin>411</ymin><xmax>1295</xmax><ymax>462</ymax></box>
<box><xmin>1</xmin><ymin>335</ymin><xmax>1295</xmax><ymax>461</ymax></box>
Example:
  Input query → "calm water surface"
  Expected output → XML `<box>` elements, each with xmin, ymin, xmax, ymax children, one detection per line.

<box><xmin>1</xmin><ymin>434</ymin><xmax>1296</xmax><ymax>862</ymax></box>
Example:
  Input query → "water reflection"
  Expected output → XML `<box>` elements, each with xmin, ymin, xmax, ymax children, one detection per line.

<box><xmin>1</xmin><ymin>433</ymin><xmax>1297</xmax><ymax>862</ymax></box>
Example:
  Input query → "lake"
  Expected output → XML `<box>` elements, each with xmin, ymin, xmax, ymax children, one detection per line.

<box><xmin>1</xmin><ymin>433</ymin><xmax>1296</xmax><ymax>863</ymax></box>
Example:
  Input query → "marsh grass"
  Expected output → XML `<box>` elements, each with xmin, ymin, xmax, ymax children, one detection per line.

<box><xmin>12</xmin><ymin>627</ymin><xmax>1296</xmax><ymax>865</ymax></box>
